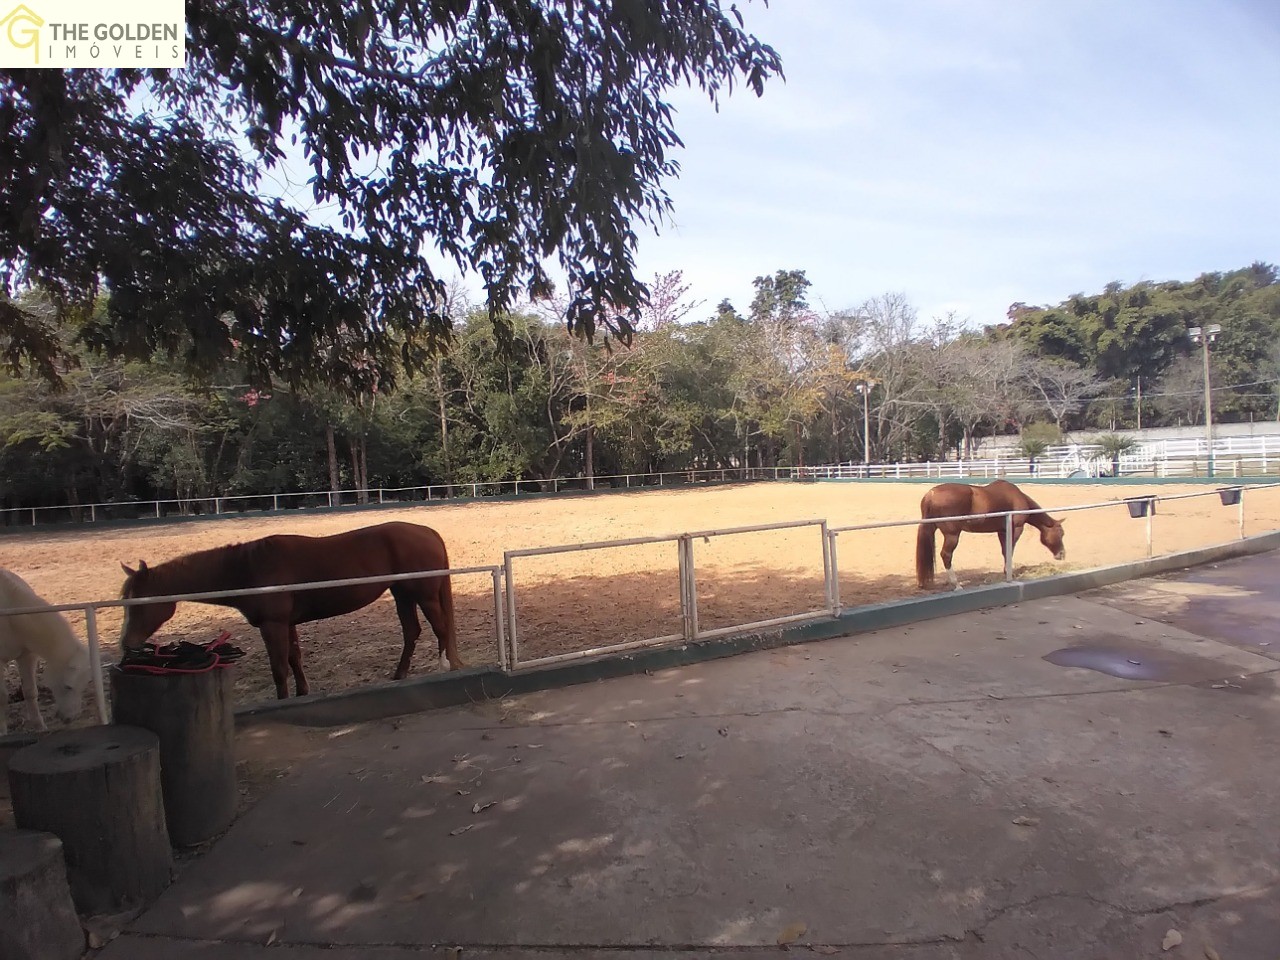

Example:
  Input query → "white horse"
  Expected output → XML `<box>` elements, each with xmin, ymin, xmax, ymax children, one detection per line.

<box><xmin>0</xmin><ymin>568</ymin><xmax>91</xmax><ymax>735</ymax></box>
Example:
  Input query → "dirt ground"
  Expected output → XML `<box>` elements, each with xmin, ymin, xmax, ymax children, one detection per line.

<box><xmin>3</xmin><ymin>480</ymin><xmax>1279</xmax><ymax>722</ymax></box>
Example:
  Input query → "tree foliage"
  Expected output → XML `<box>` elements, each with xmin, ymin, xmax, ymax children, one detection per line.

<box><xmin>2</xmin><ymin>263</ymin><xmax>1278</xmax><ymax>515</ymax></box>
<box><xmin>0</xmin><ymin>1</ymin><xmax>782</xmax><ymax>391</ymax></box>
<box><xmin>998</xmin><ymin>263</ymin><xmax>1280</xmax><ymax>423</ymax></box>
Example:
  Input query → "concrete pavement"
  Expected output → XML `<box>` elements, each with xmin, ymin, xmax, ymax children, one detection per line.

<box><xmin>101</xmin><ymin>552</ymin><xmax>1280</xmax><ymax>959</ymax></box>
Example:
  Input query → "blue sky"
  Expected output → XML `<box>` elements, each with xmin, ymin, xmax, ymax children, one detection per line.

<box><xmin>629</xmin><ymin>0</ymin><xmax>1280</xmax><ymax>326</ymax></box>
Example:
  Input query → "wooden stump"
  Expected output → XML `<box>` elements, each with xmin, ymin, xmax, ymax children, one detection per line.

<box><xmin>0</xmin><ymin>829</ymin><xmax>84</xmax><ymax>960</ymax></box>
<box><xmin>7</xmin><ymin>725</ymin><xmax>172</xmax><ymax>916</ymax></box>
<box><xmin>110</xmin><ymin>666</ymin><xmax>238</xmax><ymax>847</ymax></box>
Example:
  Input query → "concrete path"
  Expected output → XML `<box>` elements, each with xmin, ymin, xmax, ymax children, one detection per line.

<box><xmin>101</xmin><ymin>553</ymin><xmax>1280</xmax><ymax>959</ymax></box>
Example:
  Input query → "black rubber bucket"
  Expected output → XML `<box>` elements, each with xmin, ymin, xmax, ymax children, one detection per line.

<box><xmin>1217</xmin><ymin>486</ymin><xmax>1243</xmax><ymax>506</ymax></box>
<box><xmin>1124</xmin><ymin>497</ymin><xmax>1155</xmax><ymax>518</ymax></box>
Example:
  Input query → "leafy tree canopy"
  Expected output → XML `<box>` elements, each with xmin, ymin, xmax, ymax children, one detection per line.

<box><xmin>1</xmin><ymin>0</ymin><xmax>781</xmax><ymax>392</ymax></box>
<box><xmin>997</xmin><ymin>263</ymin><xmax>1280</xmax><ymax>403</ymax></box>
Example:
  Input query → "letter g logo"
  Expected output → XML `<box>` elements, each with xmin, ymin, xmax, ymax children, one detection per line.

<box><xmin>1</xmin><ymin>5</ymin><xmax>44</xmax><ymax>65</ymax></box>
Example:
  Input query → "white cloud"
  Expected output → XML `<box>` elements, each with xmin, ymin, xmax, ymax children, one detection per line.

<box><xmin>631</xmin><ymin>0</ymin><xmax>1280</xmax><ymax>326</ymax></box>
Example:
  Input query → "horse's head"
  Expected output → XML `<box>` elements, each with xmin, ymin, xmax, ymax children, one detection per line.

<box><xmin>119</xmin><ymin>561</ymin><xmax>176</xmax><ymax>650</ymax></box>
<box><xmin>46</xmin><ymin>645</ymin><xmax>90</xmax><ymax>724</ymax></box>
<box><xmin>1040</xmin><ymin>518</ymin><xmax>1066</xmax><ymax>561</ymax></box>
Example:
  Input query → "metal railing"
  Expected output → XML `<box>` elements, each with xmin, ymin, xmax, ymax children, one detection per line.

<box><xmin>9</xmin><ymin>443</ymin><xmax>1280</xmax><ymax>528</ymax></box>
<box><xmin>502</xmin><ymin>518</ymin><xmax>833</xmax><ymax>669</ymax></box>
<box><xmin>1</xmin><ymin>564</ymin><xmax>506</xmax><ymax>729</ymax></box>
<box><xmin>0</xmin><ymin>468</ymin><xmax>778</xmax><ymax>526</ymax></box>
<box><xmin>8</xmin><ymin>481</ymin><xmax>1280</xmax><ymax>735</ymax></box>
<box><xmin>499</xmin><ymin>481</ymin><xmax>1280</xmax><ymax>670</ymax></box>
<box><xmin>800</xmin><ymin>458</ymin><xmax>1103</xmax><ymax>481</ymax></box>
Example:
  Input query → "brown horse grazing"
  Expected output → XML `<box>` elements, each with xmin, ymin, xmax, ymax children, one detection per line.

<box><xmin>916</xmin><ymin>479</ymin><xmax>1066</xmax><ymax>590</ymax></box>
<box><xmin>119</xmin><ymin>521</ymin><xmax>464</xmax><ymax>699</ymax></box>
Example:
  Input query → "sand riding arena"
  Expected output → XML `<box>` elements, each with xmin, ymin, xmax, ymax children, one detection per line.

<box><xmin>3</xmin><ymin>480</ymin><xmax>1279</xmax><ymax>709</ymax></box>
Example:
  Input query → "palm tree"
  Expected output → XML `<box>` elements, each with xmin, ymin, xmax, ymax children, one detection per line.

<box><xmin>1096</xmin><ymin>433</ymin><xmax>1137</xmax><ymax>477</ymax></box>
<box><xmin>1017</xmin><ymin>436</ymin><xmax>1050</xmax><ymax>476</ymax></box>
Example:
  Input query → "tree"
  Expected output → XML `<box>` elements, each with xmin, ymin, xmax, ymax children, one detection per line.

<box><xmin>635</xmin><ymin>271</ymin><xmax>703</xmax><ymax>332</ymax></box>
<box><xmin>1</xmin><ymin>2</ymin><xmax>782</xmax><ymax>391</ymax></box>
<box><xmin>1096</xmin><ymin>433</ymin><xmax>1136</xmax><ymax>477</ymax></box>
<box><xmin>852</xmin><ymin>293</ymin><xmax>924</xmax><ymax>461</ymax></box>
<box><xmin>1022</xmin><ymin>357</ymin><xmax>1103</xmax><ymax>431</ymax></box>
<box><xmin>1150</xmin><ymin>355</ymin><xmax>1210</xmax><ymax>427</ymax></box>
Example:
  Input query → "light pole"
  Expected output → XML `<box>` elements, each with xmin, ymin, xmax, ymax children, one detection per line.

<box><xmin>854</xmin><ymin>381</ymin><xmax>873</xmax><ymax>466</ymax></box>
<box><xmin>1188</xmin><ymin>324</ymin><xmax>1221</xmax><ymax>477</ymax></box>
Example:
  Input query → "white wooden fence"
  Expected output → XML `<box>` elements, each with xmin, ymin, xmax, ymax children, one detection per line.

<box><xmin>5</xmin><ymin>435</ymin><xmax>1279</xmax><ymax>527</ymax></box>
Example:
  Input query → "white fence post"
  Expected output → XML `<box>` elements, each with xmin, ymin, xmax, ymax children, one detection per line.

<box><xmin>84</xmin><ymin>606</ymin><xmax>108</xmax><ymax>725</ymax></box>
<box><xmin>820</xmin><ymin>521</ymin><xmax>835</xmax><ymax>613</ymax></box>
<box><xmin>1003</xmin><ymin>513</ymin><xmax>1014</xmax><ymax>581</ymax></box>
<box><xmin>678</xmin><ymin>535</ymin><xmax>699</xmax><ymax>641</ymax></box>
<box><xmin>827</xmin><ymin>530</ymin><xmax>842</xmax><ymax>613</ymax></box>
<box><xmin>492</xmin><ymin>568</ymin><xmax>508</xmax><ymax>671</ymax></box>
<box><xmin>504</xmin><ymin>554</ymin><xmax>519</xmax><ymax>667</ymax></box>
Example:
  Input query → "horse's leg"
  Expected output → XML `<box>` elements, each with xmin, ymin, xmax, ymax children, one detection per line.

<box><xmin>940</xmin><ymin>530</ymin><xmax>962</xmax><ymax>590</ymax></box>
<box><xmin>391</xmin><ymin>592</ymin><xmax>422</xmax><ymax>681</ymax></box>
<box><xmin>260</xmin><ymin>623</ymin><xmax>292</xmax><ymax>700</ymax></box>
<box><xmin>1003</xmin><ymin>521</ymin><xmax>1026</xmax><ymax>574</ymax></box>
<box><xmin>16</xmin><ymin>650</ymin><xmax>45</xmax><ymax>731</ymax></box>
<box><xmin>287</xmin><ymin>624</ymin><xmax>309</xmax><ymax>697</ymax></box>
<box><xmin>17</xmin><ymin>651</ymin><xmax>44</xmax><ymax>731</ymax></box>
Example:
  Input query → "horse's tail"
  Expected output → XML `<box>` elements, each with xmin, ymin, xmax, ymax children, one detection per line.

<box><xmin>431</xmin><ymin>536</ymin><xmax>463</xmax><ymax>669</ymax></box>
<box><xmin>436</xmin><ymin>571</ymin><xmax>458</xmax><ymax>657</ymax></box>
<box><xmin>916</xmin><ymin>521</ymin><xmax>937</xmax><ymax>588</ymax></box>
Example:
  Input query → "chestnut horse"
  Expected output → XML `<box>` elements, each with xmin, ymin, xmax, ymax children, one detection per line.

<box><xmin>119</xmin><ymin>521</ymin><xmax>464</xmax><ymax>699</ymax></box>
<box><xmin>916</xmin><ymin>479</ymin><xmax>1066</xmax><ymax>590</ymax></box>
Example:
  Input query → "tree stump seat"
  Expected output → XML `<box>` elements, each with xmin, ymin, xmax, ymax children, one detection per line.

<box><xmin>0</xmin><ymin>829</ymin><xmax>84</xmax><ymax>960</ymax></box>
<box><xmin>7</xmin><ymin>725</ymin><xmax>172</xmax><ymax>916</ymax></box>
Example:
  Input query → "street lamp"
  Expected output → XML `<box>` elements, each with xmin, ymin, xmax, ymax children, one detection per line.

<box><xmin>854</xmin><ymin>381</ymin><xmax>873</xmax><ymax>466</ymax></box>
<box><xmin>1188</xmin><ymin>324</ymin><xmax>1221</xmax><ymax>477</ymax></box>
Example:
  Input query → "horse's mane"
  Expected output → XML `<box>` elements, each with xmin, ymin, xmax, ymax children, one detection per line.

<box><xmin>126</xmin><ymin>539</ymin><xmax>262</xmax><ymax>596</ymax></box>
<box><xmin>1009</xmin><ymin>484</ymin><xmax>1061</xmax><ymax>528</ymax></box>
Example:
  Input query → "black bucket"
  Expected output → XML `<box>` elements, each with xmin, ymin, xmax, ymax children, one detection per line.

<box><xmin>1217</xmin><ymin>486</ymin><xmax>1243</xmax><ymax>506</ymax></box>
<box><xmin>1124</xmin><ymin>496</ymin><xmax>1155</xmax><ymax>518</ymax></box>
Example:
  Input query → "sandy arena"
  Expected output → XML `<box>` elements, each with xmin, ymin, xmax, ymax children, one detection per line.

<box><xmin>3</xmin><ymin>480</ymin><xmax>1279</xmax><ymax>713</ymax></box>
